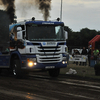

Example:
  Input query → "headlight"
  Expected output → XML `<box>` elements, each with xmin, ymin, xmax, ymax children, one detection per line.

<box><xmin>62</xmin><ymin>61</ymin><xmax>67</xmax><ymax>64</ymax></box>
<box><xmin>28</xmin><ymin>61</ymin><xmax>34</xmax><ymax>67</ymax></box>
<box><xmin>27</xmin><ymin>58</ymin><xmax>37</xmax><ymax>67</ymax></box>
<box><xmin>28</xmin><ymin>61</ymin><xmax>37</xmax><ymax>67</ymax></box>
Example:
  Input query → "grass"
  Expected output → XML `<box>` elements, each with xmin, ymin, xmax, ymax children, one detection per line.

<box><xmin>60</xmin><ymin>61</ymin><xmax>100</xmax><ymax>80</ymax></box>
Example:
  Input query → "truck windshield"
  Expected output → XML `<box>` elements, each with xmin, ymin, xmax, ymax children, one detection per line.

<box><xmin>26</xmin><ymin>25</ymin><xmax>65</xmax><ymax>41</ymax></box>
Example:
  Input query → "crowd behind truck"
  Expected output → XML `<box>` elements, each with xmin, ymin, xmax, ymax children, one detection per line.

<box><xmin>69</xmin><ymin>45</ymin><xmax>100</xmax><ymax>67</ymax></box>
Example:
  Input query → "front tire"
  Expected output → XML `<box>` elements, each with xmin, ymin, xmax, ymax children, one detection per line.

<box><xmin>48</xmin><ymin>68</ymin><xmax>60</xmax><ymax>77</ymax></box>
<box><xmin>12</xmin><ymin>60</ymin><xmax>22</xmax><ymax>78</ymax></box>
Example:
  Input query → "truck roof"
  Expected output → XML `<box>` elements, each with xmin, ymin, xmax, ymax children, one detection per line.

<box><xmin>9</xmin><ymin>20</ymin><xmax>64</xmax><ymax>31</ymax></box>
<box><xmin>25</xmin><ymin>20</ymin><xmax>64</xmax><ymax>26</ymax></box>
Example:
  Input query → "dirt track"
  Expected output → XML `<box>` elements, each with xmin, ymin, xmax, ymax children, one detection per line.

<box><xmin>0</xmin><ymin>72</ymin><xmax>100</xmax><ymax>100</ymax></box>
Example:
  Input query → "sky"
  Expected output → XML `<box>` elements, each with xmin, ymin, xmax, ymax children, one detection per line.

<box><xmin>1</xmin><ymin>0</ymin><xmax>100</xmax><ymax>32</ymax></box>
<box><xmin>50</xmin><ymin>0</ymin><xmax>100</xmax><ymax>31</ymax></box>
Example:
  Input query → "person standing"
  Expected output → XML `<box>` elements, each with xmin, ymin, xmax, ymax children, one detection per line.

<box><xmin>72</xmin><ymin>49</ymin><xmax>80</xmax><ymax>65</ymax></box>
<box><xmin>87</xmin><ymin>45</ymin><xmax>91</xmax><ymax>66</ymax></box>
<box><xmin>80</xmin><ymin>47</ymin><xmax>87</xmax><ymax>66</ymax></box>
<box><xmin>81</xmin><ymin>47</ymin><xmax>87</xmax><ymax>55</ymax></box>
<box><xmin>93</xmin><ymin>48</ymin><xmax>99</xmax><ymax>60</ymax></box>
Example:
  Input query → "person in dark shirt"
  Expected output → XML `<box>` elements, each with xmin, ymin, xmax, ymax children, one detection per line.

<box><xmin>87</xmin><ymin>45</ymin><xmax>91</xmax><ymax>66</ymax></box>
<box><xmin>81</xmin><ymin>47</ymin><xmax>87</xmax><ymax>55</ymax></box>
<box><xmin>72</xmin><ymin>49</ymin><xmax>80</xmax><ymax>65</ymax></box>
<box><xmin>80</xmin><ymin>47</ymin><xmax>87</xmax><ymax>66</ymax></box>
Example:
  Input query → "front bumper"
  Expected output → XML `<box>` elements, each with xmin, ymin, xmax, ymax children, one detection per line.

<box><xmin>21</xmin><ymin>61</ymin><xmax>67</xmax><ymax>70</ymax></box>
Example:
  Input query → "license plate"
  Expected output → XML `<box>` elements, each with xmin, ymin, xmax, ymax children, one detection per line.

<box><xmin>47</xmin><ymin>42</ymin><xmax>56</xmax><ymax>45</ymax></box>
<box><xmin>45</xmin><ymin>66</ymin><xmax>55</xmax><ymax>69</ymax></box>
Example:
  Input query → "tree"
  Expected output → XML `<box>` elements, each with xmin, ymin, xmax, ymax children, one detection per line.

<box><xmin>65</xmin><ymin>26</ymin><xmax>99</xmax><ymax>50</ymax></box>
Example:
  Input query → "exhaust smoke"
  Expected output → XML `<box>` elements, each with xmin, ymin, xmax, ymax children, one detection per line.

<box><xmin>16</xmin><ymin>0</ymin><xmax>51</xmax><ymax>21</ymax></box>
<box><xmin>36</xmin><ymin>0</ymin><xmax>51</xmax><ymax>21</ymax></box>
<box><xmin>0</xmin><ymin>0</ymin><xmax>52</xmax><ymax>22</ymax></box>
<box><xmin>0</xmin><ymin>0</ymin><xmax>15</xmax><ymax>23</ymax></box>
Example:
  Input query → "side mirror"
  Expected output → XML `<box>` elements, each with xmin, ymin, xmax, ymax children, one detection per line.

<box><xmin>17</xmin><ymin>27</ymin><xmax>23</xmax><ymax>39</ymax></box>
<box><xmin>65</xmin><ymin>31</ymin><xmax>68</xmax><ymax>39</ymax></box>
<box><xmin>17</xmin><ymin>31</ymin><xmax>23</xmax><ymax>39</ymax></box>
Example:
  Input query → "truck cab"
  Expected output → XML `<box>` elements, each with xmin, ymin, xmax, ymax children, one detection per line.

<box><xmin>0</xmin><ymin>18</ymin><xmax>68</xmax><ymax>78</ymax></box>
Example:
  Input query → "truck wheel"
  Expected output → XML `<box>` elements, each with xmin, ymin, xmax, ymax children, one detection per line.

<box><xmin>12</xmin><ymin>60</ymin><xmax>22</xmax><ymax>78</ymax></box>
<box><xmin>48</xmin><ymin>68</ymin><xmax>60</xmax><ymax>77</ymax></box>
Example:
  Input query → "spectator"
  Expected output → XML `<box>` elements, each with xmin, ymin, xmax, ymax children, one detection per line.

<box><xmin>93</xmin><ymin>48</ymin><xmax>99</xmax><ymax>60</ymax></box>
<box><xmin>87</xmin><ymin>45</ymin><xmax>91</xmax><ymax>66</ymax></box>
<box><xmin>81</xmin><ymin>47</ymin><xmax>87</xmax><ymax>55</ymax></box>
<box><xmin>80</xmin><ymin>47</ymin><xmax>87</xmax><ymax>66</ymax></box>
<box><xmin>72</xmin><ymin>49</ymin><xmax>80</xmax><ymax>65</ymax></box>
<box><xmin>72</xmin><ymin>50</ymin><xmax>76</xmax><ymax>64</ymax></box>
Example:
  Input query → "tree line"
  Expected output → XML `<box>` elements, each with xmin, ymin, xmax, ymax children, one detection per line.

<box><xmin>64</xmin><ymin>26</ymin><xmax>100</xmax><ymax>50</ymax></box>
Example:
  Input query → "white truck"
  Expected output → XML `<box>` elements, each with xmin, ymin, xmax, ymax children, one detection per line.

<box><xmin>0</xmin><ymin>17</ymin><xmax>68</xmax><ymax>78</ymax></box>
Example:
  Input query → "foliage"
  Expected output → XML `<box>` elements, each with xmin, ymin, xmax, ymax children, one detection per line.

<box><xmin>64</xmin><ymin>26</ymin><xmax>100</xmax><ymax>49</ymax></box>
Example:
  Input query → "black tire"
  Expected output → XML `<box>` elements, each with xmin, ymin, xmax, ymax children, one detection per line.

<box><xmin>48</xmin><ymin>68</ymin><xmax>60</xmax><ymax>77</ymax></box>
<box><xmin>12</xmin><ymin>60</ymin><xmax>22</xmax><ymax>78</ymax></box>
<box><xmin>95</xmin><ymin>70</ymin><xmax>100</xmax><ymax>76</ymax></box>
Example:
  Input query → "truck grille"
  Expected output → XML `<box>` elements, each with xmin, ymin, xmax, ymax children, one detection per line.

<box><xmin>37</xmin><ymin>46</ymin><xmax>62</xmax><ymax>63</ymax></box>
